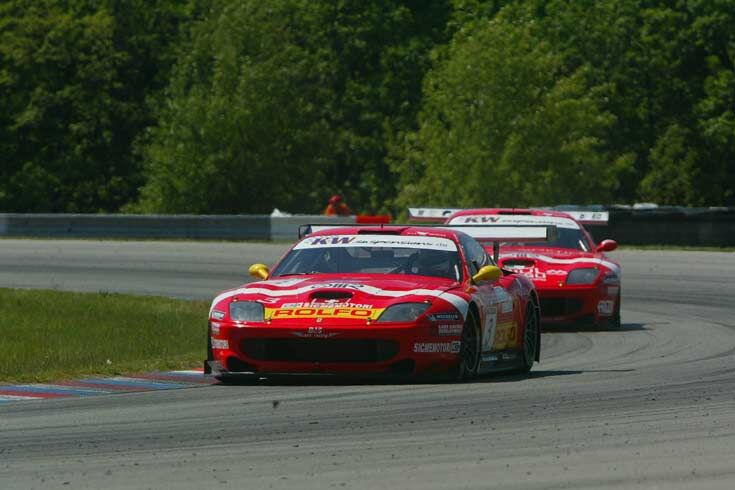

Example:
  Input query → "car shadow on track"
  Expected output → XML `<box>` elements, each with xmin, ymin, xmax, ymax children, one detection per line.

<box><xmin>214</xmin><ymin>368</ymin><xmax>611</xmax><ymax>387</ymax></box>
<box><xmin>542</xmin><ymin>322</ymin><xmax>647</xmax><ymax>333</ymax></box>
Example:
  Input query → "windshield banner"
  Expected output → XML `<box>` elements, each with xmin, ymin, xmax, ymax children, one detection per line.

<box><xmin>294</xmin><ymin>234</ymin><xmax>458</xmax><ymax>252</ymax></box>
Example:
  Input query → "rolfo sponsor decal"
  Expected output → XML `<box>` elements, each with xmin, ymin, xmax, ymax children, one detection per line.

<box><xmin>266</xmin><ymin>307</ymin><xmax>384</xmax><ymax>320</ymax></box>
<box><xmin>210</xmin><ymin>322</ymin><xmax>221</xmax><ymax>335</ymax></box>
<box><xmin>413</xmin><ymin>341</ymin><xmax>461</xmax><ymax>354</ymax></box>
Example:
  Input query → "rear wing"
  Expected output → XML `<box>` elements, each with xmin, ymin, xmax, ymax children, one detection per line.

<box><xmin>553</xmin><ymin>211</ymin><xmax>608</xmax><ymax>225</ymax></box>
<box><xmin>408</xmin><ymin>208</ymin><xmax>463</xmax><ymax>222</ymax></box>
<box><xmin>408</xmin><ymin>207</ymin><xmax>609</xmax><ymax>225</ymax></box>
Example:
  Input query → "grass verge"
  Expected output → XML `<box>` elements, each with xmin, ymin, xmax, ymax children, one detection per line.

<box><xmin>0</xmin><ymin>288</ymin><xmax>208</xmax><ymax>383</ymax></box>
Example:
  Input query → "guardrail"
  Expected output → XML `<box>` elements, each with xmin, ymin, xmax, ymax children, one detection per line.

<box><xmin>0</xmin><ymin>214</ymin><xmax>355</xmax><ymax>241</ymax></box>
<box><xmin>0</xmin><ymin>209</ymin><xmax>733</xmax><ymax>246</ymax></box>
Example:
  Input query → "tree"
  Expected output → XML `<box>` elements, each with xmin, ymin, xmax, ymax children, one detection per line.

<box><xmin>136</xmin><ymin>0</ymin><xmax>452</xmax><ymax>214</ymax></box>
<box><xmin>393</xmin><ymin>11</ymin><xmax>631</xmax><ymax>209</ymax></box>
<box><xmin>0</xmin><ymin>0</ymin><xmax>199</xmax><ymax>212</ymax></box>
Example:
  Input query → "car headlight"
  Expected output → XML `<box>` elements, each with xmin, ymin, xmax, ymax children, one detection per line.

<box><xmin>566</xmin><ymin>268</ymin><xmax>600</xmax><ymax>285</ymax></box>
<box><xmin>375</xmin><ymin>303</ymin><xmax>430</xmax><ymax>323</ymax></box>
<box><xmin>229</xmin><ymin>301</ymin><xmax>264</xmax><ymax>322</ymax></box>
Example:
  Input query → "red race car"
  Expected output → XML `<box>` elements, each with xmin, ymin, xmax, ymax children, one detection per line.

<box><xmin>409</xmin><ymin>208</ymin><xmax>621</xmax><ymax>328</ymax></box>
<box><xmin>205</xmin><ymin>225</ymin><xmax>541</xmax><ymax>381</ymax></box>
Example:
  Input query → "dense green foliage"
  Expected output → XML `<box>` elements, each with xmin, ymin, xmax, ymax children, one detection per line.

<box><xmin>1</xmin><ymin>0</ymin><xmax>733</xmax><ymax>213</ymax></box>
<box><xmin>0</xmin><ymin>0</ymin><xmax>200</xmax><ymax>212</ymax></box>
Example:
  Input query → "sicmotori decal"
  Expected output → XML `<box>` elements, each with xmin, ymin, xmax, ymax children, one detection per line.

<box><xmin>294</xmin><ymin>234</ymin><xmax>458</xmax><ymax>251</ymax></box>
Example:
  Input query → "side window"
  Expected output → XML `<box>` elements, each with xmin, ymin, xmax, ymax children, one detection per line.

<box><xmin>459</xmin><ymin>235</ymin><xmax>492</xmax><ymax>276</ymax></box>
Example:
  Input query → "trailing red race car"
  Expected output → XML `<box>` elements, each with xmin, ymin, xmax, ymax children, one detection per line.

<box><xmin>205</xmin><ymin>225</ymin><xmax>541</xmax><ymax>381</ymax></box>
<box><xmin>409</xmin><ymin>208</ymin><xmax>622</xmax><ymax>328</ymax></box>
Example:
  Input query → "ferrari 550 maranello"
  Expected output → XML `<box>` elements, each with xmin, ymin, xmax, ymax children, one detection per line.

<box><xmin>205</xmin><ymin>225</ymin><xmax>541</xmax><ymax>381</ymax></box>
<box><xmin>410</xmin><ymin>207</ymin><xmax>622</xmax><ymax>328</ymax></box>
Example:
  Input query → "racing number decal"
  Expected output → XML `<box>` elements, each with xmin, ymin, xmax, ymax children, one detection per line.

<box><xmin>482</xmin><ymin>306</ymin><xmax>497</xmax><ymax>351</ymax></box>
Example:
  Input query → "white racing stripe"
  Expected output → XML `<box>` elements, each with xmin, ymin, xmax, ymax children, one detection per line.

<box><xmin>210</xmin><ymin>283</ymin><xmax>469</xmax><ymax>318</ymax></box>
<box><xmin>500</xmin><ymin>252</ymin><xmax>621</xmax><ymax>275</ymax></box>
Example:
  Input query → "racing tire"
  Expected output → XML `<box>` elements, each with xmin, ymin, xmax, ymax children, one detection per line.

<box><xmin>518</xmin><ymin>301</ymin><xmax>539</xmax><ymax>373</ymax></box>
<box><xmin>609</xmin><ymin>291</ymin><xmax>622</xmax><ymax>329</ymax></box>
<box><xmin>450</xmin><ymin>308</ymin><xmax>481</xmax><ymax>381</ymax></box>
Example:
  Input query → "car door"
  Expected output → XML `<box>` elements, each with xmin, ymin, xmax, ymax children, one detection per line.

<box><xmin>458</xmin><ymin>235</ymin><xmax>513</xmax><ymax>353</ymax></box>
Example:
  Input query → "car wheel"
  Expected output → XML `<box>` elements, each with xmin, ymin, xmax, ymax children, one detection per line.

<box><xmin>519</xmin><ymin>302</ymin><xmax>539</xmax><ymax>373</ymax></box>
<box><xmin>453</xmin><ymin>308</ymin><xmax>481</xmax><ymax>381</ymax></box>
<box><xmin>609</xmin><ymin>291</ymin><xmax>622</xmax><ymax>329</ymax></box>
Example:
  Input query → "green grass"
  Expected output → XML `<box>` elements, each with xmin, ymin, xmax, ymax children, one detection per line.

<box><xmin>0</xmin><ymin>288</ymin><xmax>209</xmax><ymax>383</ymax></box>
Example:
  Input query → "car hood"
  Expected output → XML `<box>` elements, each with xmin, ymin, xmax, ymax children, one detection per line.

<box><xmin>497</xmin><ymin>246</ymin><xmax>621</xmax><ymax>284</ymax></box>
<box><xmin>209</xmin><ymin>274</ymin><xmax>469</xmax><ymax>321</ymax></box>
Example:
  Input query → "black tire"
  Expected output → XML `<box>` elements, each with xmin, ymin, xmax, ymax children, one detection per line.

<box><xmin>451</xmin><ymin>308</ymin><xmax>481</xmax><ymax>381</ymax></box>
<box><xmin>610</xmin><ymin>291</ymin><xmax>622</xmax><ymax>329</ymax></box>
<box><xmin>519</xmin><ymin>301</ymin><xmax>539</xmax><ymax>373</ymax></box>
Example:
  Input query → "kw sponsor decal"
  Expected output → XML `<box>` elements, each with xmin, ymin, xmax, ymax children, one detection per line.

<box><xmin>306</xmin><ymin>236</ymin><xmax>358</xmax><ymax>246</ymax></box>
<box><xmin>450</xmin><ymin>215</ymin><xmax>579</xmax><ymax>229</ymax></box>
<box><xmin>211</xmin><ymin>310</ymin><xmax>225</xmax><ymax>320</ymax></box>
<box><xmin>294</xmin><ymin>235</ymin><xmax>458</xmax><ymax>252</ymax></box>
<box><xmin>266</xmin><ymin>307</ymin><xmax>385</xmax><ymax>320</ymax></box>
<box><xmin>413</xmin><ymin>341</ymin><xmax>461</xmax><ymax>354</ymax></box>
<box><xmin>291</xmin><ymin>327</ymin><xmax>339</xmax><ymax>339</ymax></box>
<box><xmin>459</xmin><ymin>216</ymin><xmax>502</xmax><ymax>224</ymax></box>
<box><xmin>491</xmin><ymin>321</ymin><xmax>517</xmax><ymax>350</ymax></box>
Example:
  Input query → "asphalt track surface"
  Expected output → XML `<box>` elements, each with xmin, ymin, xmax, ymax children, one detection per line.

<box><xmin>1</xmin><ymin>239</ymin><xmax>734</xmax><ymax>490</ymax></box>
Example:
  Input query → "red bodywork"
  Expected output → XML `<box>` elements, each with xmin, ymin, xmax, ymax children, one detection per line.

<box><xmin>206</xmin><ymin>226</ymin><xmax>539</xmax><ymax>378</ymax></box>
<box><xmin>445</xmin><ymin>210</ymin><xmax>621</xmax><ymax>327</ymax></box>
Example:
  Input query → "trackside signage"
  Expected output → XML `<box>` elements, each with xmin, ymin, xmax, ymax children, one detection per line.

<box><xmin>447</xmin><ymin>215</ymin><xmax>580</xmax><ymax>230</ymax></box>
<box><xmin>294</xmin><ymin>235</ymin><xmax>458</xmax><ymax>252</ymax></box>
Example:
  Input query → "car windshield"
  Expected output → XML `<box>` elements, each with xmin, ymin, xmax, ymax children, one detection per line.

<box><xmin>448</xmin><ymin>215</ymin><xmax>591</xmax><ymax>251</ymax></box>
<box><xmin>272</xmin><ymin>234</ymin><xmax>462</xmax><ymax>281</ymax></box>
<box><xmin>507</xmin><ymin>228</ymin><xmax>591</xmax><ymax>251</ymax></box>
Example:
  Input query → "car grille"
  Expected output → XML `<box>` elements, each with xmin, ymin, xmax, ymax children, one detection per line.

<box><xmin>242</xmin><ymin>339</ymin><xmax>399</xmax><ymax>363</ymax></box>
<box><xmin>540</xmin><ymin>298</ymin><xmax>583</xmax><ymax>317</ymax></box>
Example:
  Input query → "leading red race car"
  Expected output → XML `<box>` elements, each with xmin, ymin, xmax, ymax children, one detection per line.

<box><xmin>205</xmin><ymin>225</ymin><xmax>541</xmax><ymax>381</ymax></box>
<box><xmin>409</xmin><ymin>208</ymin><xmax>622</xmax><ymax>328</ymax></box>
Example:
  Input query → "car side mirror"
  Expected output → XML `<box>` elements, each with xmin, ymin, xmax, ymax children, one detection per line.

<box><xmin>472</xmin><ymin>265</ymin><xmax>502</xmax><ymax>283</ymax></box>
<box><xmin>248</xmin><ymin>263</ymin><xmax>270</xmax><ymax>280</ymax></box>
<box><xmin>596</xmin><ymin>239</ymin><xmax>618</xmax><ymax>252</ymax></box>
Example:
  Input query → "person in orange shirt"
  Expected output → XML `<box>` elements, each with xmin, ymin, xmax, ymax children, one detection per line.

<box><xmin>324</xmin><ymin>194</ymin><xmax>352</xmax><ymax>216</ymax></box>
